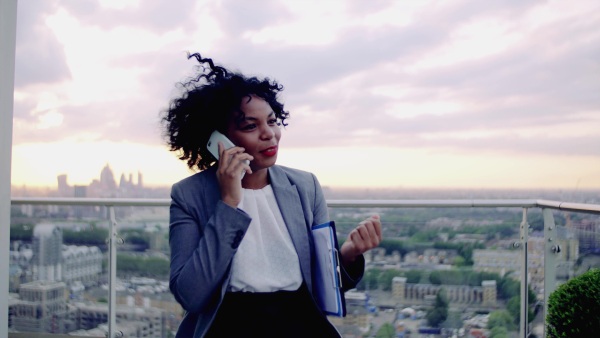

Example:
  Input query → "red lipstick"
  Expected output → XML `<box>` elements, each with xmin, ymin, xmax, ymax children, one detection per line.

<box><xmin>261</xmin><ymin>146</ymin><xmax>278</xmax><ymax>157</ymax></box>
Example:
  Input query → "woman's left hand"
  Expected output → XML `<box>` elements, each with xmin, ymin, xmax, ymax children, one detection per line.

<box><xmin>340</xmin><ymin>214</ymin><xmax>382</xmax><ymax>266</ymax></box>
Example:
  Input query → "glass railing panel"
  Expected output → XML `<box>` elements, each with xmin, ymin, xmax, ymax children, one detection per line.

<box><xmin>7</xmin><ymin>198</ymin><xmax>600</xmax><ymax>337</ymax></box>
<box><xmin>543</xmin><ymin>210</ymin><xmax>600</xmax><ymax>338</ymax></box>
<box><xmin>9</xmin><ymin>202</ymin><xmax>179</xmax><ymax>337</ymax></box>
<box><xmin>9</xmin><ymin>210</ymin><xmax>110</xmax><ymax>336</ymax></box>
<box><xmin>329</xmin><ymin>205</ymin><xmax>535</xmax><ymax>337</ymax></box>
<box><xmin>111</xmin><ymin>205</ymin><xmax>179</xmax><ymax>338</ymax></box>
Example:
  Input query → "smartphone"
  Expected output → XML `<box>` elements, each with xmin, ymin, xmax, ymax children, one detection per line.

<box><xmin>207</xmin><ymin>130</ymin><xmax>249</xmax><ymax>178</ymax></box>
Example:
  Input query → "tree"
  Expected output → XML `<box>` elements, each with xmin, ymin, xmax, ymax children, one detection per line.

<box><xmin>487</xmin><ymin>310</ymin><xmax>516</xmax><ymax>331</ymax></box>
<box><xmin>10</xmin><ymin>223</ymin><xmax>34</xmax><ymax>241</ymax></box>
<box><xmin>404</xmin><ymin>270</ymin><xmax>423</xmax><ymax>283</ymax></box>
<box><xmin>379</xmin><ymin>269</ymin><xmax>403</xmax><ymax>291</ymax></box>
<box><xmin>377</xmin><ymin>239</ymin><xmax>409</xmax><ymax>256</ymax></box>
<box><xmin>546</xmin><ymin>268</ymin><xmax>600</xmax><ymax>338</ymax></box>
<box><xmin>426</xmin><ymin>289</ymin><xmax>448</xmax><ymax>327</ymax></box>
<box><xmin>506</xmin><ymin>295</ymin><xmax>534</xmax><ymax>326</ymax></box>
<box><xmin>489</xmin><ymin>326</ymin><xmax>509</xmax><ymax>338</ymax></box>
<box><xmin>498</xmin><ymin>277</ymin><xmax>520</xmax><ymax>299</ymax></box>
<box><xmin>453</xmin><ymin>255</ymin><xmax>466</xmax><ymax>266</ymax></box>
<box><xmin>116</xmin><ymin>254</ymin><xmax>169</xmax><ymax>277</ymax></box>
<box><xmin>376</xmin><ymin>323</ymin><xmax>395</xmax><ymax>338</ymax></box>
<box><xmin>63</xmin><ymin>227</ymin><xmax>108</xmax><ymax>246</ymax></box>
<box><xmin>356</xmin><ymin>268</ymin><xmax>381</xmax><ymax>291</ymax></box>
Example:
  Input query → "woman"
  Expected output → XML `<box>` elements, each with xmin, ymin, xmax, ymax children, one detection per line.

<box><xmin>161</xmin><ymin>52</ymin><xmax>382</xmax><ymax>337</ymax></box>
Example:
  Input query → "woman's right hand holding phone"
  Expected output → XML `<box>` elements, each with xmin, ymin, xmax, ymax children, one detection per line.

<box><xmin>216</xmin><ymin>142</ymin><xmax>253</xmax><ymax>208</ymax></box>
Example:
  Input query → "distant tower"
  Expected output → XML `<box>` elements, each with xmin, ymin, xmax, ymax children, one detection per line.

<box><xmin>32</xmin><ymin>224</ymin><xmax>63</xmax><ymax>281</ymax></box>
<box><xmin>482</xmin><ymin>280</ymin><xmax>497</xmax><ymax>306</ymax></box>
<box><xmin>57</xmin><ymin>174</ymin><xmax>70</xmax><ymax>197</ymax></box>
<box><xmin>73</xmin><ymin>185</ymin><xmax>87</xmax><ymax>198</ymax></box>
<box><xmin>73</xmin><ymin>185</ymin><xmax>89</xmax><ymax>218</ymax></box>
<box><xmin>120</xmin><ymin>173</ymin><xmax>127</xmax><ymax>188</ymax></box>
<box><xmin>392</xmin><ymin>277</ymin><xmax>407</xmax><ymax>301</ymax></box>
<box><xmin>137</xmin><ymin>171</ymin><xmax>143</xmax><ymax>188</ymax></box>
<box><xmin>100</xmin><ymin>163</ymin><xmax>117</xmax><ymax>191</ymax></box>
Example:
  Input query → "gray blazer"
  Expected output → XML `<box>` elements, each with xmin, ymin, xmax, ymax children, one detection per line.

<box><xmin>168</xmin><ymin>164</ymin><xmax>364</xmax><ymax>338</ymax></box>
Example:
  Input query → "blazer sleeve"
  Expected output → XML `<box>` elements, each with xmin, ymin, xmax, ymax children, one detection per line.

<box><xmin>168</xmin><ymin>181</ymin><xmax>252</xmax><ymax>314</ymax></box>
<box><xmin>310</xmin><ymin>173</ymin><xmax>364</xmax><ymax>291</ymax></box>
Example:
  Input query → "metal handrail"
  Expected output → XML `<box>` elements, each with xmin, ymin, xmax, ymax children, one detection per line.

<box><xmin>11</xmin><ymin>197</ymin><xmax>600</xmax><ymax>214</ymax></box>
<box><xmin>11</xmin><ymin>197</ymin><xmax>171</xmax><ymax>207</ymax></box>
<box><xmin>9</xmin><ymin>197</ymin><xmax>600</xmax><ymax>337</ymax></box>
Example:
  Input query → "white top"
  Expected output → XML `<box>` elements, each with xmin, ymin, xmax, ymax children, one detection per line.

<box><xmin>229</xmin><ymin>185</ymin><xmax>303</xmax><ymax>292</ymax></box>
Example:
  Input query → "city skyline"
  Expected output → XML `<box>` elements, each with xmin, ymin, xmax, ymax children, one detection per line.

<box><xmin>13</xmin><ymin>162</ymin><xmax>600</xmax><ymax>205</ymax></box>
<box><xmin>11</xmin><ymin>155</ymin><xmax>600</xmax><ymax>193</ymax></box>
<box><xmin>10</xmin><ymin>0</ymin><xmax>600</xmax><ymax>190</ymax></box>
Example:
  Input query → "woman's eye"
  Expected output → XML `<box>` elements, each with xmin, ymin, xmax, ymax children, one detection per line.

<box><xmin>268</xmin><ymin>119</ymin><xmax>279</xmax><ymax>125</ymax></box>
<box><xmin>242</xmin><ymin>124</ymin><xmax>256</xmax><ymax>131</ymax></box>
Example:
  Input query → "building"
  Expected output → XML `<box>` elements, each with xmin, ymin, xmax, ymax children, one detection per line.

<box><xmin>58</xmin><ymin>163</ymin><xmax>147</xmax><ymax>200</ymax></box>
<box><xmin>61</xmin><ymin>245</ymin><xmax>103</xmax><ymax>286</ymax></box>
<box><xmin>392</xmin><ymin>277</ymin><xmax>497</xmax><ymax>307</ymax></box>
<box><xmin>472</xmin><ymin>249</ymin><xmax>520</xmax><ymax>277</ymax></box>
<box><xmin>75</xmin><ymin>301</ymin><xmax>163</xmax><ymax>338</ymax></box>
<box><xmin>568</xmin><ymin>217</ymin><xmax>600</xmax><ymax>253</ymax></box>
<box><xmin>11</xmin><ymin>224</ymin><xmax>102</xmax><ymax>289</ymax></box>
<box><xmin>57</xmin><ymin>174</ymin><xmax>72</xmax><ymax>197</ymax></box>
<box><xmin>328</xmin><ymin>290</ymin><xmax>370</xmax><ymax>336</ymax></box>
<box><xmin>10</xmin><ymin>280</ymin><xmax>77</xmax><ymax>333</ymax></box>
<box><xmin>481</xmin><ymin>280</ymin><xmax>497</xmax><ymax>306</ymax></box>
<box><xmin>32</xmin><ymin>224</ymin><xmax>63</xmax><ymax>282</ymax></box>
<box><xmin>473</xmin><ymin>236</ymin><xmax>567</xmax><ymax>293</ymax></box>
<box><xmin>10</xmin><ymin>281</ymin><xmax>164</xmax><ymax>337</ymax></box>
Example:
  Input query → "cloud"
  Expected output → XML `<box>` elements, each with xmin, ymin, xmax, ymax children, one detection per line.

<box><xmin>10</xmin><ymin>0</ymin><xmax>600</xmax><ymax>185</ymax></box>
<box><xmin>59</xmin><ymin>0</ymin><xmax>197</xmax><ymax>32</ymax></box>
<box><xmin>14</xmin><ymin>0</ymin><xmax>71</xmax><ymax>87</ymax></box>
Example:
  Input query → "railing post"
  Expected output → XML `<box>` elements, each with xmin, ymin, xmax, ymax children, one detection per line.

<box><xmin>519</xmin><ymin>208</ymin><xmax>530</xmax><ymax>338</ymax></box>
<box><xmin>543</xmin><ymin>208</ymin><xmax>558</xmax><ymax>338</ymax></box>
<box><xmin>0</xmin><ymin>1</ymin><xmax>18</xmax><ymax>337</ymax></box>
<box><xmin>108</xmin><ymin>206</ymin><xmax>118</xmax><ymax>338</ymax></box>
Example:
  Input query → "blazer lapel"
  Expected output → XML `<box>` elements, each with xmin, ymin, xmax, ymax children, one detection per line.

<box><xmin>268</xmin><ymin>166</ymin><xmax>313</xmax><ymax>292</ymax></box>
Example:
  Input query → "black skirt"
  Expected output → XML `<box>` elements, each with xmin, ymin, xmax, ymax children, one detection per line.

<box><xmin>205</xmin><ymin>284</ymin><xmax>341</xmax><ymax>338</ymax></box>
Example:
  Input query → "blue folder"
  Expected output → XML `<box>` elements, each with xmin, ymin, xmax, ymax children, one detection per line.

<box><xmin>311</xmin><ymin>221</ymin><xmax>346</xmax><ymax>317</ymax></box>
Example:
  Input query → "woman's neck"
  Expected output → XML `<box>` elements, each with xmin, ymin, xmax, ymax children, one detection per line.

<box><xmin>241</xmin><ymin>168</ymin><xmax>270</xmax><ymax>190</ymax></box>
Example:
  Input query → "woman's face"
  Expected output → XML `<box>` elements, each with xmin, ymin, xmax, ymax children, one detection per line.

<box><xmin>226</xmin><ymin>95</ymin><xmax>281</xmax><ymax>171</ymax></box>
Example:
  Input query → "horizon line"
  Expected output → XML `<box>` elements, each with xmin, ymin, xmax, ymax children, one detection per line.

<box><xmin>10</xmin><ymin>183</ymin><xmax>600</xmax><ymax>192</ymax></box>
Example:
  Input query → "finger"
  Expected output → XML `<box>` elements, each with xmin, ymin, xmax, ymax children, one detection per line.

<box><xmin>222</xmin><ymin>159</ymin><xmax>252</xmax><ymax>181</ymax></box>
<box><xmin>229</xmin><ymin>153</ymin><xmax>253</xmax><ymax>172</ymax></box>
<box><xmin>353</xmin><ymin>226</ymin><xmax>371</xmax><ymax>251</ymax></box>
<box><xmin>231</xmin><ymin>151</ymin><xmax>253</xmax><ymax>164</ymax></box>
<box><xmin>363</xmin><ymin>222</ymin><xmax>380</xmax><ymax>246</ymax></box>
<box><xmin>358</xmin><ymin>219</ymin><xmax>381</xmax><ymax>247</ymax></box>
<box><xmin>218</xmin><ymin>142</ymin><xmax>226</xmax><ymax>161</ymax></box>
<box><xmin>221</xmin><ymin>145</ymin><xmax>245</xmax><ymax>162</ymax></box>
<box><xmin>362</xmin><ymin>215</ymin><xmax>382</xmax><ymax>241</ymax></box>
<box><xmin>370</xmin><ymin>217</ymin><xmax>383</xmax><ymax>241</ymax></box>
<box><xmin>363</xmin><ymin>223</ymin><xmax>380</xmax><ymax>248</ymax></box>
<box><xmin>356</xmin><ymin>224</ymin><xmax>370</xmax><ymax>240</ymax></box>
<box><xmin>237</xmin><ymin>158</ymin><xmax>253</xmax><ymax>177</ymax></box>
<box><xmin>349</xmin><ymin>231</ymin><xmax>366</xmax><ymax>253</ymax></box>
<box><xmin>215</xmin><ymin>142</ymin><xmax>228</xmax><ymax>175</ymax></box>
<box><xmin>219</xmin><ymin>146</ymin><xmax>247</xmax><ymax>172</ymax></box>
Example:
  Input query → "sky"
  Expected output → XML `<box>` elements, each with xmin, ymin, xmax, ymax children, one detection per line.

<box><xmin>10</xmin><ymin>0</ymin><xmax>600</xmax><ymax>190</ymax></box>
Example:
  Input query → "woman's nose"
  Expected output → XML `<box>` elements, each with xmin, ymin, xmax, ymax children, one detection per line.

<box><xmin>260</xmin><ymin>126</ymin><xmax>275</xmax><ymax>139</ymax></box>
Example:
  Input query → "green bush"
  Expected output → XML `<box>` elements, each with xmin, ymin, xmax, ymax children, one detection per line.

<box><xmin>546</xmin><ymin>268</ymin><xmax>600</xmax><ymax>337</ymax></box>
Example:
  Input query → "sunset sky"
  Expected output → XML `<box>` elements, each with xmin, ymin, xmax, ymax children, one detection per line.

<box><xmin>10</xmin><ymin>0</ymin><xmax>600</xmax><ymax>190</ymax></box>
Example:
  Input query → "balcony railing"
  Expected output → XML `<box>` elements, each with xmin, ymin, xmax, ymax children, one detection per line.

<box><xmin>7</xmin><ymin>196</ymin><xmax>600</xmax><ymax>338</ymax></box>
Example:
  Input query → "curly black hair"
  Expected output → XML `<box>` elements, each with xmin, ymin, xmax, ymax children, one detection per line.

<box><xmin>161</xmin><ymin>52</ymin><xmax>289</xmax><ymax>171</ymax></box>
